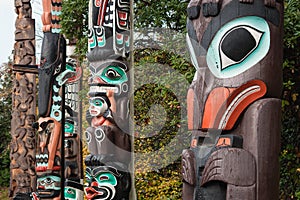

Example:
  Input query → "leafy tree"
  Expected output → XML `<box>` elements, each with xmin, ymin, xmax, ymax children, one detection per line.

<box><xmin>134</xmin><ymin>0</ymin><xmax>189</xmax><ymax>31</ymax></box>
<box><xmin>61</xmin><ymin>0</ymin><xmax>89</xmax><ymax>61</ymax></box>
<box><xmin>280</xmin><ymin>0</ymin><xmax>300</xmax><ymax>199</ymax></box>
<box><xmin>0</xmin><ymin>62</ymin><xmax>13</xmax><ymax>187</ymax></box>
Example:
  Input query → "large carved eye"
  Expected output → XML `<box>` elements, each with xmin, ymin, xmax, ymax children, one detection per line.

<box><xmin>94</xmin><ymin>172</ymin><xmax>117</xmax><ymax>186</ymax></box>
<box><xmin>101</xmin><ymin>65</ymin><xmax>128</xmax><ymax>84</ymax></box>
<box><xmin>106</xmin><ymin>69</ymin><xmax>120</xmax><ymax>79</ymax></box>
<box><xmin>206</xmin><ymin>16</ymin><xmax>270</xmax><ymax>78</ymax></box>
<box><xmin>219</xmin><ymin>25</ymin><xmax>264</xmax><ymax>70</ymax></box>
<box><xmin>89</xmin><ymin>97</ymin><xmax>105</xmax><ymax>107</ymax></box>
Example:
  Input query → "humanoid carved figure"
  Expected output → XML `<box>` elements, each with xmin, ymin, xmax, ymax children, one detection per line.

<box><xmin>84</xmin><ymin>0</ymin><xmax>132</xmax><ymax>199</ymax></box>
<box><xmin>182</xmin><ymin>0</ymin><xmax>283</xmax><ymax>199</ymax></box>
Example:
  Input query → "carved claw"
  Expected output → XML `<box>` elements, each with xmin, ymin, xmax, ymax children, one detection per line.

<box><xmin>201</xmin><ymin>148</ymin><xmax>256</xmax><ymax>187</ymax></box>
<box><xmin>182</xmin><ymin>149</ymin><xmax>196</xmax><ymax>186</ymax></box>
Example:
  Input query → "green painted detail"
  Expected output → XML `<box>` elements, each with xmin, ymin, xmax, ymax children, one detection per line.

<box><xmin>100</xmin><ymin>65</ymin><xmax>128</xmax><ymax>84</ymax></box>
<box><xmin>95</xmin><ymin>172</ymin><xmax>117</xmax><ymax>186</ymax></box>
<box><xmin>65</xmin><ymin>122</ymin><xmax>74</xmax><ymax>133</ymax></box>
<box><xmin>90</xmin><ymin>98</ymin><xmax>103</xmax><ymax>107</ymax></box>
<box><xmin>64</xmin><ymin>187</ymin><xmax>76</xmax><ymax>199</ymax></box>
<box><xmin>66</xmin><ymin>64</ymin><xmax>75</xmax><ymax>71</ymax></box>
<box><xmin>37</xmin><ymin>176</ymin><xmax>61</xmax><ymax>190</ymax></box>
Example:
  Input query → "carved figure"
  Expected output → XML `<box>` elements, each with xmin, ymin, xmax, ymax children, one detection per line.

<box><xmin>182</xmin><ymin>0</ymin><xmax>283</xmax><ymax>199</ymax></box>
<box><xmin>84</xmin><ymin>0</ymin><xmax>132</xmax><ymax>199</ymax></box>
<box><xmin>10</xmin><ymin>0</ymin><xmax>37</xmax><ymax>198</ymax></box>
<box><xmin>63</xmin><ymin>58</ymin><xmax>84</xmax><ymax>199</ymax></box>
<box><xmin>34</xmin><ymin>0</ymin><xmax>66</xmax><ymax>199</ymax></box>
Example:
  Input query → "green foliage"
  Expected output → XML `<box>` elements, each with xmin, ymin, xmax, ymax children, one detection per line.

<box><xmin>280</xmin><ymin>145</ymin><xmax>300</xmax><ymax>199</ymax></box>
<box><xmin>0</xmin><ymin>63</ymin><xmax>13</xmax><ymax>187</ymax></box>
<box><xmin>61</xmin><ymin>0</ymin><xmax>88</xmax><ymax>61</ymax></box>
<box><xmin>134</xmin><ymin>0</ymin><xmax>189</xmax><ymax>32</ymax></box>
<box><xmin>134</xmin><ymin>48</ymin><xmax>194</xmax><ymax>199</ymax></box>
<box><xmin>280</xmin><ymin>0</ymin><xmax>300</xmax><ymax>199</ymax></box>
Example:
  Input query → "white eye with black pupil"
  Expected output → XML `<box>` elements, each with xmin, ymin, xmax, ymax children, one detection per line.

<box><xmin>106</xmin><ymin>69</ymin><xmax>119</xmax><ymax>78</ymax></box>
<box><xmin>219</xmin><ymin>25</ymin><xmax>264</xmax><ymax>70</ymax></box>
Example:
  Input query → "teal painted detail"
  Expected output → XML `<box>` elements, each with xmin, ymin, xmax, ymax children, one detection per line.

<box><xmin>37</xmin><ymin>175</ymin><xmax>61</xmax><ymax>190</ymax></box>
<box><xmin>56</xmin><ymin>69</ymin><xmax>74</xmax><ymax>86</ymax></box>
<box><xmin>65</xmin><ymin>122</ymin><xmax>74</xmax><ymax>133</ymax></box>
<box><xmin>90</xmin><ymin>98</ymin><xmax>103</xmax><ymax>107</ymax></box>
<box><xmin>206</xmin><ymin>16</ymin><xmax>270</xmax><ymax>79</ymax></box>
<box><xmin>89</xmin><ymin>28</ymin><xmax>97</xmax><ymax>49</ymax></box>
<box><xmin>100</xmin><ymin>66</ymin><xmax>128</xmax><ymax>84</ymax></box>
<box><xmin>53</xmin><ymin>85</ymin><xmax>60</xmax><ymax>93</ymax></box>
<box><xmin>52</xmin><ymin>28</ymin><xmax>61</xmax><ymax>34</ymax></box>
<box><xmin>95</xmin><ymin>172</ymin><xmax>117</xmax><ymax>186</ymax></box>
<box><xmin>66</xmin><ymin>64</ymin><xmax>75</xmax><ymax>71</ymax></box>
<box><xmin>125</xmin><ymin>37</ymin><xmax>130</xmax><ymax>47</ymax></box>
<box><xmin>117</xmin><ymin>36</ymin><xmax>123</xmax><ymax>45</ymax></box>
<box><xmin>64</xmin><ymin>187</ymin><xmax>76</xmax><ymax>199</ymax></box>
<box><xmin>53</xmin><ymin>95</ymin><xmax>62</xmax><ymax>102</ymax></box>
<box><xmin>51</xmin><ymin>10</ymin><xmax>62</xmax><ymax>16</ymax></box>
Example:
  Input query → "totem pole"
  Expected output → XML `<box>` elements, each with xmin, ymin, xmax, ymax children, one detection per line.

<box><xmin>34</xmin><ymin>0</ymin><xmax>66</xmax><ymax>199</ymax></box>
<box><xmin>84</xmin><ymin>0</ymin><xmax>132</xmax><ymax>199</ymax></box>
<box><xmin>182</xmin><ymin>0</ymin><xmax>283</xmax><ymax>199</ymax></box>
<box><xmin>64</xmin><ymin>57</ymin><xmax>84</xmax><ymax>200</ymax></box>
<box><xmin>10</xmin><ymin>0</ymin><xmax>37</xmax><ymax>199</ymax></box>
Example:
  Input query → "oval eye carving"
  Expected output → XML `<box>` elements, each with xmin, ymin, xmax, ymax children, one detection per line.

<box><xmin>219</xmin><ymin>25</ymin><xmax>264</xmax><ymax>70</ymax></box>
<box><xmin>206</xmin><ymin>16</ymin><xmax>270</xmax><ymax>79</ymax></box>
<box><xmin>106</xmin><ymin>69</ymin><xmax>120</xmax><ymax>79</ymax></box>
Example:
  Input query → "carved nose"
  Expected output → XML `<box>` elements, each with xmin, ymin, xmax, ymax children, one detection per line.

<box><xmin>40</xmin><ymin>142</ymin><xmax>46</xmax><ymax>152</ymax></box>
<box><xmin>93</xmin><ymin>77</ymin><xmax>105</xmax><ymax>84</ymax></box>
<box><xmin>91</xmin><ymin>181</ymin><xmax>98</xmax><ymax>187</ymax></box>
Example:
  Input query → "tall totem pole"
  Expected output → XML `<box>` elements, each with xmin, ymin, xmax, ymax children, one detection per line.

<box><xmin>34</xmin><ymin>0</ymin><xmax>66</xmax><ymax>199</ymax></box>
<box><xmin>182</xmin><ymin>0</ymin><xmax>283</xmax><ymax>199</ymax></box>
<box><xmin>10</xmin><ymin>0</ymin><xmax>37</xmax><ymax>198</ymax></box>
<box><xmin>84</xmin><ymin>0</ymin><xmax>132</xmax><ymax>199</ymax></box>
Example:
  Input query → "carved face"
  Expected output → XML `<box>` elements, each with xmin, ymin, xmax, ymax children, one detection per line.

<box><xmin>89</xmin><ymin>96</ymin><xmax>109</xmax><ymax>117</ymax></box>
<box><xmin>186</xmin><ymin>0</ymin><xmax>283</xmax><ymax>130</ymax></box>
<box><xmin>37</xmin><ymin>174</ymin><xmax>61</xmax><ymax>198</ymax></box>
<box><xmin>84</xmin><ymin>166</ymin><xmax>118</xmax><ymax>200</ymax></box>
<box><xmin>89</xmin><ymin>60</ymin><xmax>128</xmax><ymax>95</ymax></box>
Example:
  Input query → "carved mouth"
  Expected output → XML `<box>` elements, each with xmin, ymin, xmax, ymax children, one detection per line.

<box><xmin>85</xmin><ymin>187</ymin><xmax>103</xmax><ymax>200</ymax></box>
<box><xmin>90</xmin><ymin>110</ymin><xmax>98</xmax><ymax>115</ymax></box>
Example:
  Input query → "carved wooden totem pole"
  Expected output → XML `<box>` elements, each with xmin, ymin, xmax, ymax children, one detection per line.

<box><xmin>34</xmin><ymin>0</ymin><xmax>66</xmax><ymax>199</ymax></box>
<box><xmin>182</xmin><ymin>0</ymin><xmax>283</xmax><ymax>199</ymax></box>
<box><xmin>63</xmin><ymin>57</ymin><xmax>84</xmax><ymax>200</ymax></box>
<box><xmin>84</xmin><ymin>0</ymin><xmax>132</xmax><ymax>199</ymax></box>
<box><xmin>10</xmin><ymin>0</ymin><xmax>37</xmax><ymax>199</ymax></box>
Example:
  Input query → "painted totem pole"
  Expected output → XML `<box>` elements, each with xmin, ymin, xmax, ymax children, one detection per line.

<box><xmin>182</xmin><ymin>0</ymin><xmax>283</xmax><ymax>199</ymax></box>
<box><xmin>64</xmin><ymin>57</ymin><xmax>84</xmax><ymax>200</ymax></box>
<box><xmin>84</xmin><ymin>0</ymin><xmax>132</xmax><ymax>199</ymax></box>
<box><xmin>10</xmin><ymin>0</ymin><xmax>37</xmax><ymax>198</ymax></box>
<box><xmin>34</xmin><ymin>0</ymin><xmax>66</xmax><ymax>199</ymax></box>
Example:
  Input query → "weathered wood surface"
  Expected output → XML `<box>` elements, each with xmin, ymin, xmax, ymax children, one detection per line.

<box><xmin>10</xmin><ymin>0</ymin><xmax>37</xmax><ymax>198</ymax></box>
<box><xmin>182</xmin><ymin>0</ymin><xmax>283</xmax><ymax>199</ymax></box>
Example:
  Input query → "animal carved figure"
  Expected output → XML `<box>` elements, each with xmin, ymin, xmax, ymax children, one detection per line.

<box><xmin>182</xmin><ymin>0</ymin><xmax>283</xmax><ymax>199</ymax></box>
